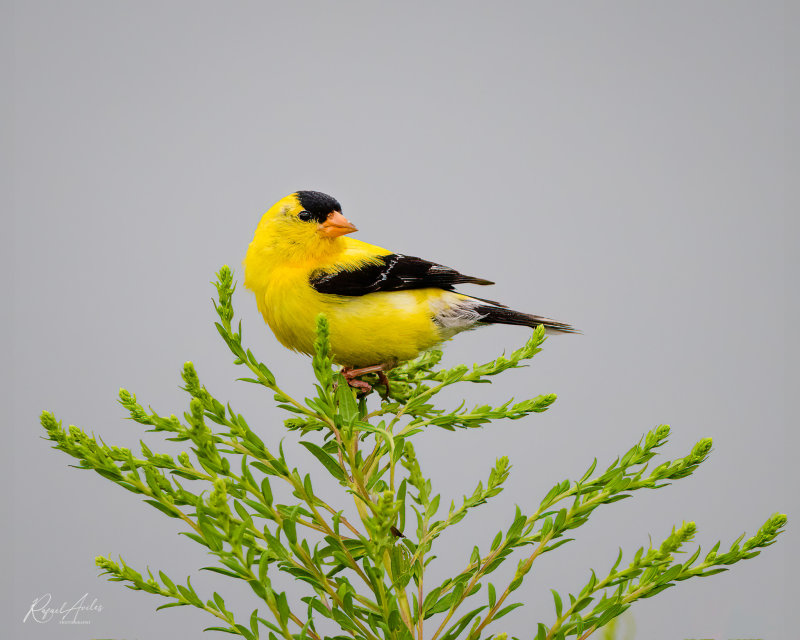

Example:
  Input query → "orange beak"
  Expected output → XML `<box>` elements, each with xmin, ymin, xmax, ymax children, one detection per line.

<box><xmin>319</xmin><ymin>211</ymin><xmax>358</xmax><ymax>238</ymax></box>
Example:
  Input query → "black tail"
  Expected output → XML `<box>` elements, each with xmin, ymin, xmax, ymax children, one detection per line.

<box><xmin>473</xmin><ymin>304</ymin><xmax>579</xmax><ymax>334</ymax></box>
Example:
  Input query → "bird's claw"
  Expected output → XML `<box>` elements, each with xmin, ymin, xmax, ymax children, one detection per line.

<box><xmin>341</xmin><ymin>364</ymin><xmax>393</xmax><ymax>398</ymax></box>
<box><xmin>346</xmin><ymin>378</ymin><xmax>373</xmax><ymax>395</ymax></box>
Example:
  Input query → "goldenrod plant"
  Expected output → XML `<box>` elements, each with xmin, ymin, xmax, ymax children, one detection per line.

<box><xmin>40</xmin><ymin>266</ymin><xmax>786</xmax><ymax>640</ymax></box>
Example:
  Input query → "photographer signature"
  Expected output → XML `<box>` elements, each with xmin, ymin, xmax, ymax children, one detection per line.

<box><xmin>23</xmin><ymin>592</ymin><xmax>103</xmax><ymax>624</ymax></box>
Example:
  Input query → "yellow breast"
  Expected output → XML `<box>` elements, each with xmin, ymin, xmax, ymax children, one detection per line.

<box><xmin>261</xmin><ymin>273</ymin><xmax>451</xmax><ymax>366</ymax></box>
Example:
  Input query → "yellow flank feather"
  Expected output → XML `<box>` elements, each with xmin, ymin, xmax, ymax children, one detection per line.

<box><xmin>244</xmin><ymin>191</ymin><xmax>576</xmax><ymax>370</ymax></box>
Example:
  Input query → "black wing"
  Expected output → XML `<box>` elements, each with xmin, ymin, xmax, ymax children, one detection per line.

<box><xmin>310</xmin><ymin>254</ymin><xmax>494</xmax><ymax>297</ymax></box>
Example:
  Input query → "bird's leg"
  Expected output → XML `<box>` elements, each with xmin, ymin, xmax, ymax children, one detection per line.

<box><xmin>341</xmin><ymin>363</ymin><xmax>393</xmax><ymax>396</ymax></box>
<box><xmin>377</xmin><ymin>370</ymin><xmax>392</xmax><ymax>397</ymax></box>
<box><xmin>344</xmin><ymin>364</ymin><xmax>389</xmax><ymax>377</ymax></box>
<box><xmin>343</xmin><ymin>377</ymin><xmax>373</xmax><ymax>394</ymax></box>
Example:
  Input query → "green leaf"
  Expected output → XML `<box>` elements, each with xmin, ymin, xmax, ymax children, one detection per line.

<box><xmin>490</xmin><ymin>531</ymin><xmax>503</xmax><ymax>551</ymax></box>
<box><xmin>698</xmin><ymin>567</ymin><xmax>729</xmax><ymax>577</ymax></box>
<box><xmin>573</xmin><ymin>596</ymin><xmax>593</xmax><ymax>613</ymax></box>
<box><xmin>258</xmin><ymin>551</ymin><xmax>270</xmax><ymax>583</ymax></box>
<box><xmin>261</xmin><ymin>478</ymin><xmax>273</xmax><ymax>505</ymax></box>
<box><xmin>212</xmin><ymin>591</ymin><xmax>226</xmax><ymax>612</ymax></box>
<box><xmin>201</xmin><ymin>566</ymin><xmax>243</xmax><ymax>579</ymax></box>
<box><xmin>536</xmin><ymin>623</ymin><xmax>548</xmax><ymax>640</ymax></box>
<box><xmin>421</xmin><ymin>586</ymin><xmax>443</xmax><ymax>617</ymax></box>
<box><xmin>507</xmin><ymin>510</ymin><xmax>526</xmax><ymax>540</ymax></box>
<box><xmin>299</xmin><ymin>441</ymin><xmax>346</xmax><ymax>482</ymax></box>
<box><xmin>143</xmin><ymin>500</ymin><xmax>179</xmax><ymax>518</ymax></box>
<box><xmin>427</xmin><ymin>494</ymin><xmax>441</xmax><ymax>519</ymax></box>
<box><xmin>551</xmin><ymin>589</ymin><xmax>562</xmax><ymax>617</ymax></box>
<box><xmin>281</xmin><ymin>519</ymin><xmax>297</xmax><ymax>546</ymax></box>
<box><xmin>494</xmin><ymin>601</ymin><xmax>523</xmax><ymax>620</ymax></box>
<box><xmin>334</xmin><ymin>378</ymin><xmax>360</xmax><ymax>424</ymax></box>
<box><xmin>234</xmin><ymin>623</ymin><xmax>256</xmax><ymax>640</ymax></box>
<box><xmin>357</xmin><ymin>420</ymin><xmax>396</xmax><ymax>456</ymax></box>
<box><xmin>658</xmin><ymin>563</ymin><xmax>683</xmax><ymax>584</ymax></box>
<box><xmin>234</xmin><ymin>500</ymin><xmax>254</xmax><ymax>528</ymax></box>
<box><xmin>249</xmin><ymin>608</ymin><xmax>259</xmax><ymax>638</ymax></box>
<box><xmin>440</xmin><ymin>605</ymin><xmax>488</xmax><ymax>640</ymax></box>
<box><xmin>197</xmin><ymin>521</ymin><xmax>223</xmax><ymax>552</ymax></box>
<box><xmin>470</xmin><ymin>546</ymin><xmax>481</xmax><ymax>566</ymax></box>
<box><xmin>158</xmin><ymin>571</ymin><xmax>176</xmax><ymax>592</ymax></box>
<box><xmin>641</xmin><ymin>583</ymin><xmax>675</xmax><ymax>598</ymax></box>
<box><xmin>426</xmin><ymin>592</ymin><xmax>456</xmax><ymax>616</ymax></box>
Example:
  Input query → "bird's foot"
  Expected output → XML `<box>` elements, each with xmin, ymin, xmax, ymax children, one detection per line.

<box><xmin>341</xmin><ymin>363</ymin><xmax>393</xmax><ymax>398</ymax></box>
<box><xmin>376</xmin><ymin>370</ymin><xmax>391</xmax><ymax>395</ymax></box>
<box><xmin>344</xmin><ymin>377</ymin><xmax>373</xmax><ymax>394</ymax></box>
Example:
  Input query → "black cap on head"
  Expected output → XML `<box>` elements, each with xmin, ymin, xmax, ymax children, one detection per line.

<box><xmin>295</xmin><ymin>191</ymin><xmax>341</xmax><ymax>223</ymax></box>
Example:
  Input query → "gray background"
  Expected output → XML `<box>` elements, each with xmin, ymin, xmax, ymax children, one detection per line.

<box><xmin>6</xmin><ymin>2</ymin><xmax>796</xmax><ymax>639</ymax></box>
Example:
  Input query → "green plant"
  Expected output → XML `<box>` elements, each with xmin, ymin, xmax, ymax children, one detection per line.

<box><xmin>40</xmin><ymin>266</ymin><xmax>786</xmax><ymax>640</ymax></box>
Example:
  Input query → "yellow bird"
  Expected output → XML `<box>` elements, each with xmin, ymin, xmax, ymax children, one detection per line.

<box><xmin>244</xmin><ymin>191</ymin><xmax>576</xmax><ymax>390</ymax></box>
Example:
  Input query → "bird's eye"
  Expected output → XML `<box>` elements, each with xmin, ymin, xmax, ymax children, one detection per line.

<box><xmin>297</xmin><ymin>210</ymin><xmax>312</xmax><ymax>222</ymax></box>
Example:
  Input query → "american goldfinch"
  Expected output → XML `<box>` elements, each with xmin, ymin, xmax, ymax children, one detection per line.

<box><xmin>244</xmin><ymin>191</ymin><xmax>576</xmax><ymax>389</ymax></box>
